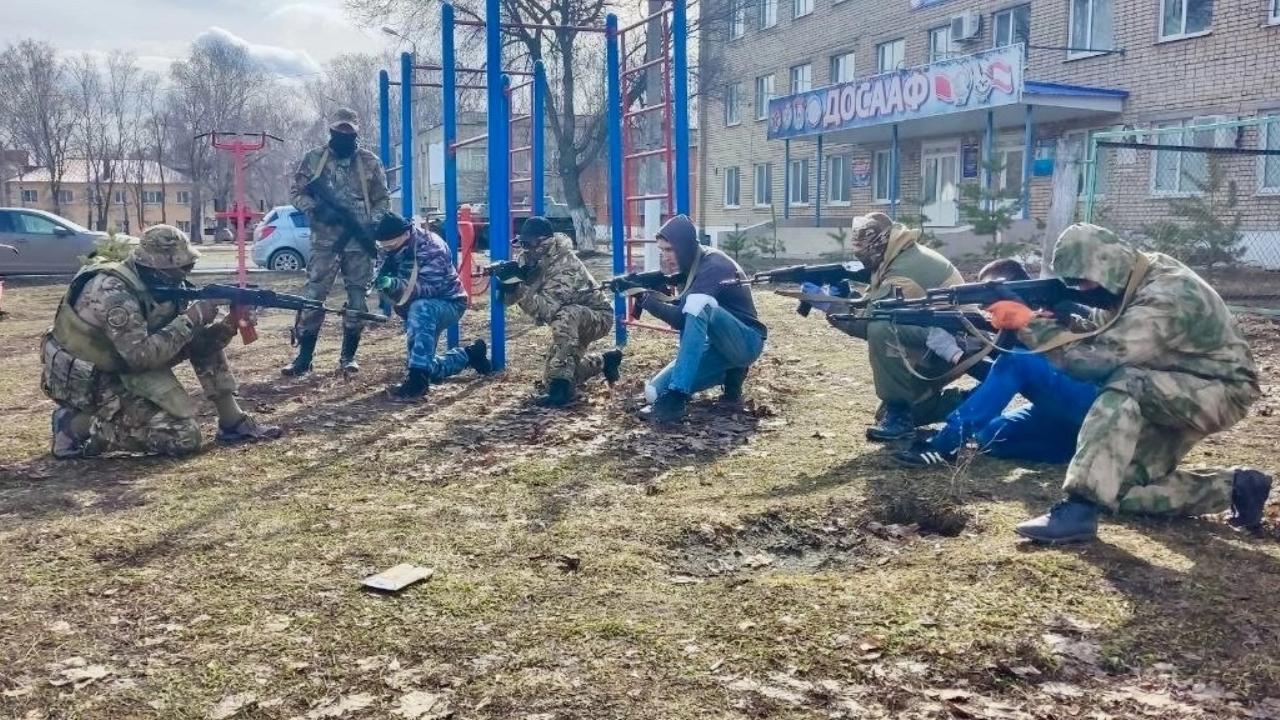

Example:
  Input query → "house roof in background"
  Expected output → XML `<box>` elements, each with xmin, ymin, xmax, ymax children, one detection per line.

<box><xmin>8</xmin><ymin>159</ymin><xmax>191</xmax><ymax>186</ymax></box>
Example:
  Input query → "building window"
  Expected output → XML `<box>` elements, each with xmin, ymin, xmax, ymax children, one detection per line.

<box><xmin>56</xmin><ymin>189</ymin><xmax>73</xmax><ymax>204</ymax></box>
<box><xmin>830</xmin><ymin>52</ymin><xmax>856</xmax><ymax>84</ymax></box>
<box><xmin>876</xmin><ymin>39</ymin><xmax>905</xmax><ymax>73</ymax></box>
<box><xmin>992</xmin><ymin>145</ymin><xmax>1026</xmax><ymax>201</ymax></box>
<box><xmin>176</xmin><ymin>190</ymin><xmax>191</xmax><ymax>205</ymax></box>
<box><xmin>1160</xmin><ymin>0</ymin><xmax>1212</xmax><ymax>39</ymax></box>
<box><xmin>1068</xmin><ymin>0</ymin><xmax>1114</xmax><ymax>57</ymax></box>
<box><xmin>20</xmin><ymin>189</ymin><xmax>37</xmax><ymax>203</ymax></box>
<box><xmin>1064</xmin><ymin>129</ymin><xmax>1113</xmax><ymax>198</ymax></box>
<box><xmin>1271</xmin><ymin>0</ymin><xmax>1280</xmax><ymax>24</ymax></box>
<box><xmin>788</xmin><ymin>159</ymin><xmax>810</xmax><ymax>205</ymax></box>
<box><xmin>755</xmin><ymin>75</ymin><xmax>775</xmax><ymax>121</ymax></box>
<box><xmin>1257</xmin><ymin>113</ymin><xmax>1280</xmax><ymax>193</ymax></box>
<box><xmin>731</xmin><ymin>0</ymin><xmax>747</xmax><ymax>39</ymax></box>
<box><xmin>793</xmin><ymin>0</ymin><xmax>813</xmax><ymax>19</ymax></box>
<box><xmin>754</xmin><ymin>163</ymin><xmax>773</xmax><ymax>206</ymax></box>
<box><xmin>459</xmin><ymin>148</ymin><xmax>485</xmax><ymax>172</ymax></box>
<box><xmin>143</xmin><ymin>190</ymin><xmax>164</xmax><ymax>204</ymax></box>
<box><xmin>828</xmin><ymin>155</ymin><xmax>851</xmax><ymax>204</ymax></box>
<box><xmin>789</xmin><ymin>63</ymin><xmax>812</xmax><ymax>93</ymax></box>
<box><xmin>1151</xmin><ymin>117</ymin><xmax>1229</xmax><ymax>195</ymax></box>
<box><xmin>872</xmin><ymin>149</ymin><xmax>893</xmax><ymax>202</ymax></box>
<box><xmin>724</xmin><ymin>166</ymin><xmax>741</xmax><ymax>208</ymax></box>
<box><xmin>993</xmin><ymin>5</ymin><xmax>1031</xmax><ymax>51</ymax></box>
<box><xmin>176</xmin><ymin>220</ymin><xmax>192</xmax><ymax>234</ymax></box>
<box><xmin>927</xmin><ymin>25</ymin><xmax>956</xmax><ymax>63</ymax></box>
<box><xmin>759</xmin><ymin>0</ymin><xmax>777</xmax><ymax>29</ymax></box>
<box><xmin>113</xmin><ymin>190</ymin><xmax>127</xmax><ymax>204</ymax></box>
<box><xmin>724</xmin><ymin>82</ymin><xmax>743</xmax><ymax>126</ymax></box>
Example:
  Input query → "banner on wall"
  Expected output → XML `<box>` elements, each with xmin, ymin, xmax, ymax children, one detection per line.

<box><xmin>851</xmin><ymin>158</ymin><xmax>872</xmax><ymax>187</ymax></box>
<box><xmin>767</xmin><ymin>45</ymin><xmax>1025</xmax><ymax>142</ymax></box>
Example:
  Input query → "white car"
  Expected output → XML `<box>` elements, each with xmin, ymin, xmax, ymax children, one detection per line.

<box><xmin>251</xmin><ymin>206</ymin><xmax>312</xmax><ymax>272</ymax></box>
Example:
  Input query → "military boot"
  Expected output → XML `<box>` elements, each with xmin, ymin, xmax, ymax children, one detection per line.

<box><xmin>216</xmin><ymin>414</ymin><xmax>284</xmax><ymax>445</ymax></box>
<box><xmin>337</xmin><ymin>329</ymin><xmax>362</xmax><ymax>374</ymax></box>
<box><xmin>389</xmin><ymin>368</ymin><xmax>431</xmax><ymax>403</ymax></box>
<box><xmin>1229</xmin><ymin>468</ymin><xmax>1274</xmax><ymax>531</ymax></box>
<box><xmin>51</xmin><ymin>407</ymin><xmax>86</xmax><ymax>460</ymax></box>
<box><xmin>281</xmin><ymin>332</ymin><xmax>319</xmax><ymax>377</ymax></box>
<box><xmin>1015</xmin><ymin>496</ymin><xmax>1099</xmax><ymax>544</ymax></box>
<box><xmin>465</xmin><ymin>339</ymin><xmax>493</xmax><ymax>375</ymax></box>
<box><xmin>720</xmin><ymin>367</ymin><xmax>747</xmax><ymax>404</ymax></box>
<box><xmin>536</xmin><ymin>378</ymin><xmax>576</xmax><ymax>408</ymax></box>
<box><xmin>865</xmin><ymin>402</ymin><xmax>915</xmax><ymax>442</ymax></box>
<box><xmin>640</xmin><ymin>390</ymin><xmax>689</xmax><ymax>424</ymax></box>
<box><xmin>602</xmin><ymin>348</ymin><xmax>624</xmax><ymax>384</ymax></box>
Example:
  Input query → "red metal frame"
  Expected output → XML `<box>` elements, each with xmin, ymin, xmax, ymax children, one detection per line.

<box><xmin>205</xmin><ymin>132</ymin><xmax>278</xmax><ymax>288</ymax></box>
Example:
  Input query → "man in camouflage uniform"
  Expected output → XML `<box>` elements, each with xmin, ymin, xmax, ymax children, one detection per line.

<box><xmin>994</xmin><ymin>223</ymin><xmax>1272</xmax><ymax>543</ymax></box>
<box><xmin>282</xmin><ymin>107</ymin><xmax>390</xmax><ymax>376</ymax></box>
<box><xmin>42</xmin><ymin>225</ymin><xmax>281</xmax><ymax>458</ymax></box>
<box><xmin>823</xmin><ymin>212</ymin><xmax>968</xmax><ymax>441</ymax></box>
<box><xmin>496</xmin><ymin>217</ymin><xmax>621</xmax><ymax>407</ymax></box>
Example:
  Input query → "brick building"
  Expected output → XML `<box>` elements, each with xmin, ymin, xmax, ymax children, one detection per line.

<box><xmin>699</xmin><ymin>0</ymin><xmax>1280</xmax><ymax>261</ymax></box>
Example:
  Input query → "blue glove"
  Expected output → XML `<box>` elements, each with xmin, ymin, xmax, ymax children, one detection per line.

<box><xmin>799</xmin><ymin>281</ymin><xmax>834</xmax><ymax>314</ymax></box>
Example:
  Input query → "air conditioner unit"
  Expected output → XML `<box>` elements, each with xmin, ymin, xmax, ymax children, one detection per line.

<box><xmin>950</xmin><ymin>11</ymin><xmax>982</xmax><ymax>43</ymax></box>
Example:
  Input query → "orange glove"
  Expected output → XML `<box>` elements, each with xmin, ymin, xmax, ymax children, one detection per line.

<box><xmin>987</xmin><ymin>300</ymin><xmax>1035</xmax><ymax>330</ymax></box>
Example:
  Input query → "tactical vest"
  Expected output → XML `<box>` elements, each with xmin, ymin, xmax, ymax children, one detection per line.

<box><xmin>49</xmin><ymin>262</ymin><xmax>194</xmax><ymax>418</ymax></box>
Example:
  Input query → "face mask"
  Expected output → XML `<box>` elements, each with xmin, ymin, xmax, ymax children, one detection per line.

<box><xmin>136</xmin><ymin>263</ymin><xmax>188</xmax><ymax>289</ymax></box>
<box><xmin>328</xmin><ymin>130</ymin><xmax>357</xmax><ymax>158</ymax></box>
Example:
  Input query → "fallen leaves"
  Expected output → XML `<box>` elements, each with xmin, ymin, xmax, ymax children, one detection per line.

<box><xmin>46</xmin><ymin>657</ymin><xmax>112</xmax><ymax>689</ymax></box>
<box><xmin>393</xmin><ymin>690</ymin><xmax>450</xmax><ymax>719</ymax></box>
<box><xmin>210</xmin><ymin>693</ymin><xmax>257</xmax><ymax>719</ymax></box>
<box><xmin>306</xmin><ymin>693</ymin><xmax>374</xmax><ymax>719</ymax></box>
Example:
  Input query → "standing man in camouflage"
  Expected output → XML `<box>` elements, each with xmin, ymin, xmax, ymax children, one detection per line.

<box><xmin>494</xmin><ymin>217</ymin><xmax>621</xmax><ymax>407</ymax></box>
<box><xmin>282</xmin><ymin>108</ymin><xmax>390</xmax><ymax>376</ymax></box>
<box><xmin>43</xmin><ymin>224</ymin><xmax>281</xmax><ymax>458</ymax></box>
<box><xmin>991</xmin><ymin>224</ymin><xmax>1272</xmax><ymax>543</ymax></box>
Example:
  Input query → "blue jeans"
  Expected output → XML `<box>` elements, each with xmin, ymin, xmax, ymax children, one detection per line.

<box><xmin>934</xmin><ymin>351</ymin><xmax>1099</xmax><ymax>464</ymax></box>
<box><xmin>406</xmin><ymin>298</ymin><xmax>469</xmax><ymax>381</ymax></box>
<box><xmin>647</xmin><ymin>304</ymin><xmax>765</xmax><ymax>400</ymax></box>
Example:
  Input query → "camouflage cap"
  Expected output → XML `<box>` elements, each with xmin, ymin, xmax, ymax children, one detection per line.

<box><xmin>329</xmin><ymin>107</ymin><xmax>359</xmax><ymax>133</ymax></box>
<box><xmin>132</xmin><ymin>224</ymin><xmax>201</xmax><ymax>270</ymax></box>
<box><xmin>1051</xmin><ymin>222</ymin><xmax>1135</xmax><ymax>295</ymax></box>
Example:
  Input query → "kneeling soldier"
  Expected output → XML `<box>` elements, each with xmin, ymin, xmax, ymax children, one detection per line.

<box><xmin>43</xmin><ymin>224</ymin><xmax>280</xmax><ymax>459</ymax></box>
<box><xmin>496</xmin><ymin>217</ymin><xmax>621</xmax><ymax>407</ymax></box>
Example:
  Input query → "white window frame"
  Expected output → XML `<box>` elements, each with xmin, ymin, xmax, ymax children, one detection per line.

<box><xmin>1064</xmin><ymin>128</ymin><xmax>1112</xmax><ymax>200</ymax></box>
<box><xmin>793</xmin><ymin>0</ymin><xmax>813</xmax><ymax>19</ymax></box>
<box><xmin>1257</xmin><ymin>112</ymin><xmax>1280</xmax><ymax>194</ymax></box>
<box><xmin>789</xmin><ymin>63</ymin><xmax>812</xmax><ymax>93</ymax></box>
<box><xmin>827</xmin><ymin>154</ymin><xmax>851</xmax><ymax>205</ymax></box>
<box><xmin>113</xmin><ymin>191</ymin><xmax>127</xmax><ymax>204</ymax></box>
<box><xmin>754</xmin><ymin>163</ymin><xmax>774</xmax><ymax>207</ymax></box>
<box><xmin>143</xmin><ymin>190</ymin><xmax>164</xmax><ymax>205</ymax></box>
<box><xmin>990</xmin><ymin>139</ymin><xmax>1027</xmax><ymax>206</ymax></box>
<box><xmin>731</xmin><ymin>0</ymin><xmax>747</xmax><ymax>39</ymax></box>
<box><xmin>993</xmin><ymin>5</ymin><xmax>1030</xmax><ymax>50</ymax></box>
<box><xmin>20</xmin><ymin>189</ymin><xmax>38</xmax><ymax>203</ymax></box>
<box><xmin>1149</xmin><ymin>116</ymin><xmax>1229</xmax><ymax>197</ymax></box>
<box><xmin>872</xmin><ymin>149</ymin><xmax>893</xmax><ymax>203</ymax></box>
<box><xmin>759</xmin><ymin>0</ymin><xmax>778</xmax><ymax>29</ymax></box>
<box><xmin>928</xmin><ymin>25</ymin><xmax>956</xmax><ymax>63</ymax></box>
<box><xmin>724</xmin><ymin>166</ymin><xmax>741</xmax><ymax>208</ymax></box>
<box><xmin>176</xmin><ymin>220</ymin><xmax>192</xmax><ymax>234</ymax></box>
<box><xmin>1271</xmin><ymin>0</ymin><xmax>1280</xmax><ymax>24</ymax></box>
<box><xmin>876</xmin><ymin>39</ymin><xmax>905</xmax><ymax>73</ymax></box>
<box><xmin>1159</xmin><ymin>0</ymin><xmax>1213</xmax><ymax>41</ymax></box>
<box><xmin>754</xmin><ymin>74</ymin><xmax>775</xmax><ymax>121</ymax></box>
<box><xmin>830</xmin><ymin>51</ymin><xmax>856</xmax><ymax>84</ymax></box>
<box><xmin>176</xmin><ymin>190</ymin><xmax>191</xmax><ymax>205</ymax></box>
<box><xmin>724</xmin><ymin>82</ymin><xmax>743</xmax><ymax>126</ymax></box>
<box><xmin>1067</xmin><ymin>0</ymin><xmax>1114</xmax><ymax>59</ymax></box>
<box><xmin>788</xmin><ymin>158</ymin><xmax>810</xmax><ymax>206</ymax></box>
<box><xmin>56</xmin><ymin>189</ymin><xmax>73</xmax><ymax>204</ymax></box>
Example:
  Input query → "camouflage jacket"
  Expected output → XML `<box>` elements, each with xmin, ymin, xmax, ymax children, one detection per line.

<box><xmin>58</xmin><ymin>264</ymin><xmax>195</xmax><ymax>372</ymax></box>
<box><xmin>379</xmin><ymin>227</ymin><xmax>466</xmax><ymax>316</ymax></box>
<box><xmin>289</xmin><ymin>145</ymin><xmax>390</xmax><ymax>243</ymax></box>
<box><xmin>506</xmin><ymin>234</ymin><xmax>611</xmax><ymax>325</ymax></box>
<box><xmin>1019</xmin><ymin>224</ymin><xmax>1258</xmax><ymax>390</ymax></box>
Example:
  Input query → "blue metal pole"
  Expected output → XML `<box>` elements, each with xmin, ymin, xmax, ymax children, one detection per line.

<box><xmin>890</xmin><ymin>124</ymin><xmax>899</xmax><ymax>220</ymax></box>
<box><xmin>485</xmin><ymin>0</ymin><xmax>507</xmax><ymax>372</ymax></box>
<box><xmin>443</xmin><ymin>5</ymin><xmax>460</xmax><ymax>348</ymax></box>
<box><xmin>985</xmin><ymin>109</ymin><xmax>995</xmax><ymax>213</ymax></box>
<box><xmin>815</xmin><ymin>135</ymin><xmax>823</xmax><ymax>227</ymax></box>
<box><xmin>672</xmin><ymin>0</ymin><xmax>691</xmax><ymax>216</ymax></box>
<box><xmin>1022</xmin><ymin>104</ymin><xmax>1033</xmax><ymax>220</ymax></box>
<box><xmin>532</xmin><ymin>60</ymin><xmax>546</xmax><ymax>216</ymax></box>
<box><xmin>400</xmin><ymin>51</ymin><xmax>414</xmax><ymax>219</ymax></box>
<box><xmin>606</xmin><ymin>14</ymin><xmax>627</xmax><ymax>346</ymax></box>
<box><xmin>378</xmin><ymin>70</ymin><xmax>391</xmax><ymax>168</ymax></box>
<box><xmin>783</xmin><ymin>139</ymin><xmax>791</xmax><ymax>220</ymax></box>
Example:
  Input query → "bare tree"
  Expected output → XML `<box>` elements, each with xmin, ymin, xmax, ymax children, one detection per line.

<box><xmin>0</xmin><ymin>40</ymin><xmax>75</xmax><ymax>217</ymax></box>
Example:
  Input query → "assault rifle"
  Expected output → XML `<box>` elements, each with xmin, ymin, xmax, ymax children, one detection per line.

<box><xmin>727</xmin><ymin>261</ymin><xmax>871</xmax><ymax>317</ymax></box>
<box><xmin>305</xmin><ymin>177</ymin><xmax>378</xmax><ymax>257</ymax></box>
<box><xmin>859</xmin><ymin>308</ymin><xmax>997</xmax><ymax>334</ymax></box>
<box><xmin>602</xmin><ymin>270</ymin><xmax>687</xmax><ymax>320</ymax></box>
<box><xmin>872</xmin><ymin>277</ymin><xmax>1115</xmax><ymax>312</ymax></box>
<box><xmin>479</xmin><ymin>260</ymin><xmax>526</xmax><ymax>285</ymax></box>
<box><xmin>153</xmin><ymin>283</ymin><xmax>388</xmax><ymax>345</ymax></box>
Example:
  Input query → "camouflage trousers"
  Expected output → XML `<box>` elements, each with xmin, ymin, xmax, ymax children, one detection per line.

<box><xmin>1064</xmin><ymin>366</ymin><xmax>1259</xmax><ymax>515</ymax></box>
<box><xmin>297</xmin><ymin>238</ymin><xmax>374</xmax><ymax>334</ymax></box>
<box><xmin>545</xmin><ymin>304</ymin><xmax>614</xmax><ymax>385</ymax></box>
<box><xmin>862</xmin><ymin>320</ymin><xmax>965</xmax><ymax>424</ymax></box>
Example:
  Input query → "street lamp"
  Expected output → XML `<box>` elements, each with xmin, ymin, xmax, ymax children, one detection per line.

<box><xmin>381</xmin><ymin>26</ymin><xmax>417</xmax><ymax>54</ymax></box>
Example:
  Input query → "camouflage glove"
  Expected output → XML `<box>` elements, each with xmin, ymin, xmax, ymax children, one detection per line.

<box><xmin>185</xmin><ymin>299</ymin><xmax>221</xmax><ymax>326</ymax></box>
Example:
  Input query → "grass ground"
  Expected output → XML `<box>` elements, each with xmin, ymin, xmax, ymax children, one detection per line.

<box><xmin>2</xmin><ymin>269</ymin><xmax>1280</xmax><ymax>720</ymax></box>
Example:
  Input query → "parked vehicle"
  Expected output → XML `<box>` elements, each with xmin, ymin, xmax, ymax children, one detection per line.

<box><xmin>0</xmin><ymin>208</ymin><xmax>136</xmax><ymax>275</ymax></box>
<box><xmin>251</xmin><ymin>206</ymin><xmax>312</xmax><ymax>271</ymax></box>
<box><xmin>465</xmin><ymin>198</ymin><xmax>577</xmax><ymax>250</ymax></box>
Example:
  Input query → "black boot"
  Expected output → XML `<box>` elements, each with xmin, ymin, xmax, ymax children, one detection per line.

<box><xmin>281</xmin><ymin>332</ymin><xmax>319</xmax><ymax>377</ymax></box>
<box><xmin>338</xmin><ymin>329</ymin><xmax>362</xmax><ymax>374</ymax></box>
<box><xmin>388</xmin><ymin>368</ymin><xmax>430</xmax><ymax>402</ymax></box>
<box><xmin>535</xmin><ymin>378</ymin><xmax>575</xmax><ymax>407</ymax></box>
<box><xmin>866</xmin><ymin>402</ymin><xmax>915</xmax><ymax>442</ymax></box>
<box><xmin>720</xmin><ymin>367</ymin><xmax>747</xmax><ymax>404</ymax></box>
<box><xmin>1229</xmin><ymin>468</ymin><xmax>1274</xmax><ymax>531</ymax></box>
<box><xmin>465</xmin><ymin>339</ymin><xmax>492</xmax><ymax>375</ymax></box>
<box><xmin>640</xmin><ymin>390</ymin><xmax>689</xmax><ymax>424</ymax></box>
<box><xmin>602</xmin><ymin>348</ymin><xmax>624</xmax><ymax>384</ymax></box>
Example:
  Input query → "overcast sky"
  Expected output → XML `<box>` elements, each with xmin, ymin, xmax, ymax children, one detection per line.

<box><xmin>1</xmin><ymin>0</ymin><xmax>401</xmax><ymax>78</ymax></box>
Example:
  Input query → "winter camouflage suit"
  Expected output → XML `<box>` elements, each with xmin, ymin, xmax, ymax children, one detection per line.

<box><xmin>504</xmin><ymin>233</ymin><xmax>614</xmax><ymax>386</ymax></box>
<box><xmin>289</xmin><ymin>143</ymin><xmax>390</xmax><ymax>334</ymax></box>
<box><xmin>1019</xmin><ymin>224</ymin><xmax>1260</xmax><ymax>516</ymax></box>
<box><xmin>41</xmin><ymin>231</ymin><xmax>238</xmax><ymax>456</ymax></box>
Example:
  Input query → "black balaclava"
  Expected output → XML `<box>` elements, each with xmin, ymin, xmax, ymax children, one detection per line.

<box><xmin>329</xmin><ymin>129</ymin><xmax>357</xmax><ymax>159</ymax></box>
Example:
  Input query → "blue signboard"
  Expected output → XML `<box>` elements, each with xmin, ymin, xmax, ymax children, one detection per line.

<box><xmin>766</xmin><ymin>45</ymin><xmax>1025</xmax><ymax>142</ymax></box>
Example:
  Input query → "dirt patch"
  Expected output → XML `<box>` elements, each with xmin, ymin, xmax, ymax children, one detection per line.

<box><xmin>871</xmin><ymin>492</ymin><xmax>973</xmax><ymax>537</ymax></box>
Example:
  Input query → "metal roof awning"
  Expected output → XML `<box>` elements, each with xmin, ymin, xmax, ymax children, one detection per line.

<box><xmin>765</xmin><ymin>45</ymin><xmax>1127</xmax><ymax>146</ymax></box>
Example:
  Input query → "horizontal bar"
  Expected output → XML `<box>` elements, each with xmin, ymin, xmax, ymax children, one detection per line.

<box><xmin>624</xmin><ymin>237</ymin><xmax>657</xmax><ymax>244</ymax></box>
<box><xmin>622</xmin><ymin>56</ymin><xmax>665</xmax><ymax>77</ymax></box>
<box><xmin>620</xmin><ymin>8</ymin><xmax>672</xmax><ymax>34</ymax></box>
<box><xmin>508</xmin><ymin>80</ymin><xmax>533</xmax><ymax>93</ymax></box>
<box><xmin>510</xmin><ymin>114</ymin><xmax>532</xmax><ymax>123</ymax></box>
<box><xmin>624</xmin><ymin>147</ymin><xmax>668</xmax><ymax>161</ymax></box>
<box><xmin>626</xmin><ymin>192</ymin><xmax>668</xmax><ymax>201</ymax></box>
<box><xmin>387</xmin><ymin>82</ymin><xmax>453</xmax><ymax>88</ymax></box>
<box><xmin>414</xmin><ymin>64</ymin><xmax>536</xmax><ymax>76</ymax></box>
<box><xmin>454</xmin><ymin>19</ymin><xmax>608</xmax><ymax>33</ymax></box>
<box><xmin>450</xmin><ymin>134</ymin><xmax>489</xmax><ymax>150</ymax></box>
<box><xmin>510</xmin><ymin>177</ymin><xmax>531</xmax><ymax>184</ymax></box>
<box><xmin>1097</xmin><ymin>140</ymin><xmax>1280</xmax><ymax>156</ymax></box>
<box><xmin>623</xmin><ymin>103</ymin><xmax>666</xmax><ymax>120</ymax></box>
<box><xmin>509</xmin><ymin>145</ymin><xmax>532</xmax><ymax>154</ymax></box>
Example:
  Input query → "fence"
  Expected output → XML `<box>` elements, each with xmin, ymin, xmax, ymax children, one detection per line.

<box><xmin>1082</xmin><ymin>116</ymin><xmax>1280</xmax><ymax>301</ymax></box>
